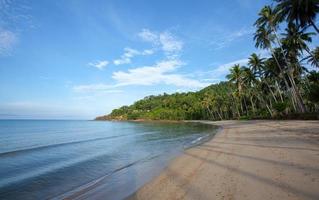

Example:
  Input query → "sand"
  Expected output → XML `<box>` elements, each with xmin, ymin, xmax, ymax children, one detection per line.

<box><xmin>129</xmin><ymin>120</ymin><xmax>319</xmax><ymax>200</ymax></box>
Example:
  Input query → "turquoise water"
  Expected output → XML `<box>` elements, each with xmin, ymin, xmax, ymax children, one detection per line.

<box><xmin>0</xmin><ymin>120</ymin><xmax>216</xmax><ymax>200</ymax></box>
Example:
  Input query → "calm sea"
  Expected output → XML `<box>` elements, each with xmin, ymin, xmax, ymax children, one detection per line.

<box><xmin>0</xmin><ymin>120</ymin><xmax>217</xmax><ymax>200</ymax></box>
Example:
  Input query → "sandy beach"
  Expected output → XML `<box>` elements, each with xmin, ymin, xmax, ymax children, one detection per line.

<box><xmin>129</xmin><ymin>120</ymin><xmax>319</xmax><ymax>200</ymax></box>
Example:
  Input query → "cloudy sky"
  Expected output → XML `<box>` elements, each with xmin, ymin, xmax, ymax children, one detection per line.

<box><xmin>0</xmin><ymin>0</ymin><xmax>313</xmax><ymax>119</ymax></box>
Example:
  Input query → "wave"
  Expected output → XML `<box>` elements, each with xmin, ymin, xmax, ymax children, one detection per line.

<box><xmin>0</xmin><ymin>131</ymin><xmax>157</xmax><ymax>158</ymax></box>
<box><xmin>51</xmin><ymin>133</ymin><xmax>216</xmax><ymax>199</ymax></box>
<box><xmin>50</xmin><ymin>154</ymin><xmax>161</xmax><ymax>200</ymax></box>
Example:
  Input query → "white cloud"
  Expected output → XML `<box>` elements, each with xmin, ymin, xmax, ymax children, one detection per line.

<box><xmin>0</xmin><ymin>29</ymin><xmax>17</xmax><ymax>55</ymax></box>
<box><xmin>113</xmin><ymin>47</ymin><xmax>154</xmax><ymax>65</ymax></box>
<box><xmin>138</xmin><ymin>29</ymin><xmax>183</xmax><ymax>55</ymax></box>
<box><xmin>138</xmin><ymin>29</ymin><xmax>158</xmax><ymax>43</ymax></box>
<box><xmin>74</xmin><ymin>59</ymin><xmax>210</xmax><ymax>93</ymax></box>
<box><xmin>159</xmin><ymin>32</ymin><xmax>183</xmax><ymax>53</ymax></box>
<box><xmin>210</xmin><ymin>28</ymin><xmax>253</xmax><ymax>50</ymax></box>
<box><xmin>206</xmin><ymin>58</ymin><xmax>249</xmax><ymax>81</ymax></box>
<box><xmin>88</xmin><ymin>60</ymin><xmax>109</xmax><ymax>70</ymax></box>
<box><xmin>112</xmin><ymin>59</ymin><xmax>209</xmax><ymax>88</ymax></box>
<box><xmin>142</xmin><ymin>49</ymin><xmax>154</xmax><ymax>55</ymax></box>
<box><xmin>74</xmin><ymin>30</ymin><xmax>204</xmax><ymax>94</ymax></box>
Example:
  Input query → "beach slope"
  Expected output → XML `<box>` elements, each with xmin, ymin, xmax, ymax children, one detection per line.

<box><xmin>129</xmin><ymin>120</ymin><xmax>319</xmax><ymax>200</ymax></box>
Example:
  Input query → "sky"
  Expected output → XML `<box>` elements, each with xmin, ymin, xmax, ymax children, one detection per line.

<box><xmin>0</xmin><ymin>0</ymin><xmax>316</xmax><ymax>119</ymax></box>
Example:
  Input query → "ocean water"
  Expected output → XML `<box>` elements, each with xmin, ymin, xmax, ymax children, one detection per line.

<box><xmin>0</xmin><ymin>120</ymin><xmax>217</xmax><ymax>200</ymax></box>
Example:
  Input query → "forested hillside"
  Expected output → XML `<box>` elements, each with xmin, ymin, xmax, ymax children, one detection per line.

<box><xmin>96</xmin><ymin>0</ymin><xmax>319</xmax><ymax>121</ymax></box>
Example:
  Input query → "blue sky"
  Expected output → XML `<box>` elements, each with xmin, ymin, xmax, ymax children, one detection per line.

<box><xmin>0</xmin><ymin>0</ymin><xmax>316</xmax><ymax>119</ymax></box>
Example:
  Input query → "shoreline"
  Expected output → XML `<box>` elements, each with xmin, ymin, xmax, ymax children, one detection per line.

<box><xmin>128</xmin><ymin>120</ymin><xmax>319</xmax><ymax>200</ymax></box>
<box><xmin>51</xmin><ymin>120</ymin><xmax>218</xmax><ymax>200</ymax></box>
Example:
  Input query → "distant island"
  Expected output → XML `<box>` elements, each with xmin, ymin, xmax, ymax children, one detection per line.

<box><xmin>97</xmin><ymin>1</ymin><xmax>319</xmax><ymax>122</ymax></box>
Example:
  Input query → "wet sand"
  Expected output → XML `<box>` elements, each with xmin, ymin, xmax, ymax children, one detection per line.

<box><xmin>129</xmin><ymin>120</ymin><xmax>319</xmax><ymax>200</ymax></box>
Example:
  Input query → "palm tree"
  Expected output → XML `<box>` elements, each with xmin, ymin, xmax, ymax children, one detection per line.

<box><xmin>264</xmin><ymin>57</ymin><xmax>291</xmax><ymax>107</ymax></box>
<box><xmin>248</xmin><ymin>53</ymin><xmax>265</xmax><ymax>78</ymax></box>
<box><xmin>226</xmin><ymin>64</ymin><xmax>244</xmax><ymax>93</ymax></box>
<box><xmin>227</xmin><ymin>64</ymin><xmax>246</xmax><ymax>114</ymax></box>
<box><xmin>253</xmin><ymin>25</ymin><xmax>290</xmax><ymax>98</ymax></box>
<box><xmin>255</xmin><ymin>6</ymin><xmax>297</xmax><ymax>77</ymax></box>
<box><xmin>254</xmin><ymin>21</ymin><xmax>283</xmax><ymax>69</ymax></box>
<box><xmin>305</xmin><ymin>46</ymin><xmax>319</xmax><ymax>67</ymax></box>
<box><xmin>275</xmin><ymin>0</ymin><xmax>319</xmax><ymax>33</ymax></box>
<box><xmin>255</xmin><ymin>5</ymin><xmax>284</xmax><ymax>50</ymax></box>
<box><xmin>281</xmin><ymin>23</ymin><xmax>315</xmax><ymax>90</ymax></box>
<box><xmin>255</xmin><ymin>6</ymin><xmax>306</xmax><ymax>113</ymax></box>
<box><xmin>202</xmin><ymin>95</ymin><xmax>212</xmax><ymax>119</ymax></box>
<box><xmin>281</xmin><ymin>22</ymin><xmax>314</xmax><ymax>59</ymax></box>
<box><xmin>242</xmin><ymin>67</ymin><xmax>258</xmax><ymax>113</ymax></box>
<box><xmin>255</xmin><ymin>6</ymin><xmax>281</xmax><ymax>30</ymax></box>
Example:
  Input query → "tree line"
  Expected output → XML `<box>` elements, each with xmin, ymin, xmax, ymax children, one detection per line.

<box><xmin>96</xmin><ymin>0</ymin><xmax>319</xmax><ymax>121</ymax></box>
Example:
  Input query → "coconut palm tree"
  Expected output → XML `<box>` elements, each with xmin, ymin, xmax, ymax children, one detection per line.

<box><xmin>248</xmin><ymin>53</ymin><xmax>265</xmax><ymax>78</ymax></box>
<box><xmin>255</xmin><ymin>5</ymin><xmax>306</xmax><ymax>113</ymax></box>
<box><xmin>255</xmin><ymin>5</ymin><xmax>285</xmax><ymax>50</ymax></box>
<box><xmin>255</xmin><ymin>5</ymin><xmax>281</xmax><ymax>30</ymax></box>
<box><xmin>226</xmin><ymin>64</ymin><xmax>244</xmax><ymax>93</ymax></box>
<box><xmin>227</xmin><ymin>64</ymin><xmax>246</xmax><ymax>114</ymax></box>
<box><xmin>202</xmin><ymin>94</ymin><xmax>213</xmax><ymax>120</ymax></box>
<box><xmin>253</xmin><ymin>25</ymin><xmax>291</xmax><ymax>99</ymax></box>
<box><xmin>242</xmin><ymin>66</ymin><xmax>258</xmax><ymax>113</ymax></box>
<box><xmin>305</xmin><ymin>46</ymin><xmax>319</xmax><ymax>67</ymax></box>
<box><xmin>275</xmin><ymin>0</ymin><xmax>319</xmax><ymax>33</ymax></box>
<box><xmin>281</xmin><ymin>22</ymin><xmax>315</xmax><ymax>59</ymax></box>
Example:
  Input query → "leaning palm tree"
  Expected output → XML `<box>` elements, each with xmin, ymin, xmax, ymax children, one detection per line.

<box><xmin>253</xmin><ymin>26</ymin><xmax>289</xmax><ymax>89</ymax></box>
<box><xmin>242</xmin><ymin>67</ymin><xmax>258</xmax><ymax>114</ymax></box>
<box><xmin>254</xmin><ymin>19</ymin><xmax>283</xmax><ymax>70</ymax></box>
<box><xmin>281</xmin><ymin>23</ymin><xmax>315</xmax><ymax>85</ymax></box>
<box><xmin>264</xmin><ymin>54</ymin><xmax>296</xmax><ymax>110</ymax></box>
<box><xmin>255</xmin><ymin>5</ymin><xmax>284</xmax><ymax>48</ymax></box>
<box><xmin>281</xmin><ymin>22</ymin><xmax>314</xmax><ymax>58</ymax></box>
<box><xmin>255</xmin><ymin>6</ymin><xmax>306</xmax><ymax>113</ymax></box>
<box><xmin>255</xmin><ymin>6</ymin><xmax>299</xmax><ymax>78</ymax></box>
<box><xmin>275</xmin><ymin>0</ymin><xmax>319</xmax><ymax>33</ymax></box>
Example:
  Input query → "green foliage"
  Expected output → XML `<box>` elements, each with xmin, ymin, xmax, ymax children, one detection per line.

<box><xmin>273</xmin><ymin>102</ymin><xmax>288</xmax><ymax>113</ymax></box>
<box><xmin>306</xmin><ymin>71</ymin><xmax>319</xmax><ymax>103</ymax></box>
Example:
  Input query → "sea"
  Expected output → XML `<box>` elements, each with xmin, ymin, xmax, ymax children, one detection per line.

<box><xmin>0</xmin><ymin>120</ymin><xmax>217</xmax><ymax>200</ymax></box>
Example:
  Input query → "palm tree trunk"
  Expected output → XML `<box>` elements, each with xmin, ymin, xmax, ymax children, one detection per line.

<box><xmin>206</xmin><ymin>106</ymin><xmax>213</xmax><ymax>119</ymax></box>
<box><xmin>275</xmin><ymin>80</ymin><xmax>284</xmax><ymax>103</ymax></box>
<box><xmin>217</xmin><ymin>109</ymin><xmax>223</xmax><ymax>120</ymax></box>
<box><xmin>288</xmin><ymin>70</ymin><xmax>306</xmax><ymax>112</ymax></box>
<box><xmin>272</xmin><ymin>28</ymin><xmax>306</xmax><ymax>113</ymax></box>
<box><xmin>250</xmin><ymin>96</ymin><xmax>255</xmax><ymax>114</ymax></box>
<box><xmin>240</xmin><ymin>100</ymin><xmax>244</xmax><ymax>114</ymax></box>
<box><xmin>265</xmin><ymin>82</ymin><xmax>278</xmax><ymax>102</ymax></box>
<box><xmin>243</xmin><ymin>97</ymin><xmax>248</xmax><ymax>114</ymax></box>
<box><xmin>269</xmin><ymin>46</ymin><xmax>298</xmax><ymax>112</ymax></box>
<box><xmin>256</xmin><ymin>95</ymin><xmax>272</xmax><ymax>116</ymax></box>
<box><xmin>287</xmin><ymin>87</ymin><xmax>297</xmax><ymax>111</ymax></box>
<box><xmin>237</xmin><ymin>105</ymin><xmax>241</xmax><ymax>118</ymax></box>
<box><xmin>231</xmin><ymin>94</ymin><xmax>241</xmax><ymax>118</ymax></box>
<box><xmin>266</xmin><ymin>104</ymin><xmax>273</xmax><ymax>117</ymax></box>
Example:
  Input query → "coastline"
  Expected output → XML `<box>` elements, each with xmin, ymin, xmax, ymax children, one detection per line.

<box><xmin>50</xmin><ymin>120</ymin><xmax>218</xmax><ymax>200</ymax></box>
<box><xmin>128</xmin><ymin>120</ymin><xmax>319</xmax><ymax>200</ymax></box>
